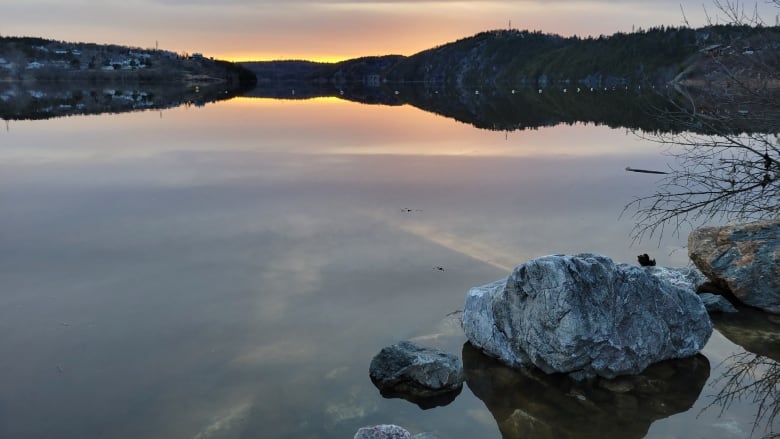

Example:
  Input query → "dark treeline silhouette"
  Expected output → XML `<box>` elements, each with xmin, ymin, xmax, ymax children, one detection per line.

<box><xmin>243</xmin><ymin>80</ymin><xmax>777</xmax><ymax>134</ymax></box>
<box><xmin>243</xmin><ymin>25</ymin><xmax>780</xmax><ymax>88</ymax></box>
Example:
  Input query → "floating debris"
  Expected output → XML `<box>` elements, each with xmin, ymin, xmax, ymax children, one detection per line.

<box><xmin>625</xmin><ymin>167</ymin><xmax>669</xmax><ymax>175</ymax></box>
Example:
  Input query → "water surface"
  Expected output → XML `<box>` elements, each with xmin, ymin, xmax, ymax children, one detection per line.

<box><xmin>1</xmin><ymin>96</ymin><xmax>775</xmax><ymax>438</ymax></box>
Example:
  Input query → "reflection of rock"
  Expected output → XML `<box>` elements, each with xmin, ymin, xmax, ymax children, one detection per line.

<box><xmin>463</xmin><ymin>254</ymin><xmax>712</xmax><ymax>379</ymax></box>
<box><xmin>711</xmin><ymin>307</ymin><xmax>780</xmax><ymax>362</ymax></box>
<box><xmin>462</xmin><ymin>343</ymin><xmax>710</xmax><ymax>439</ymax></box>
<box><xmin>369</xmin><ymin>341</ymin><xmax>464</xmax><ymax>409</ymax></box>
<box><xmin>689</xmin><ymin>220</ymin><xmax>780</xmax><ymax>314</ymax></box>
<box><xmin>700</xmin><ymin>293</ymin><xmax>738</xmax><ymax>313</ymax></box>
<box><xmin>354</xmin><ymin>424</ymin><xmax>411</xmax><ymax>439</ymax></box>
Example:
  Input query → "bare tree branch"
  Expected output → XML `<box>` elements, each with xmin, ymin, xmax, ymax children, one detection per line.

<box><xmin>624</xmin><ymin>1</ymin><xmax>780</xmax><ymax>243</ymax></box>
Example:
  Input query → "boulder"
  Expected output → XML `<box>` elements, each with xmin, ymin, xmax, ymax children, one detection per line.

<box><xmin>369</xmin><ymin>341</ymin><xmax>464</xmax><ymax>408</ymax></box>
<box><xmin>699</xmin><ymin>293</ymin><xmax>738</xmax><ymax>313</ymax></box>
<box><xmin>463</xmin><ymin>253</ymin><xmax>712</xmax><ymax>379</ymax></box>
<box><xmin>354</xmin><ymin>425</ymin><xmax>411</xmax><ymax>439</ymax></box>
<box><xmin>689</xmin><ymin>219</ymin><xmax>780</xmax><ymax>313</ymax></box>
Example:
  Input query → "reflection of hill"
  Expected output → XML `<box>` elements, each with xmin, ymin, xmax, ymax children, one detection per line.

<box><xmin>395</xmin><ymin>85</ymin><xmax>680</xmax><ymax>132</ymax></box>
<box><xmin>244</xmin><ymin>81</ymin><xmax>743</xmax><ymax>133</ymax></box>
<box><xmin>0</xmin><ymin>81</ymin><xmax>253</xmax><ymax>120</ymax></box>
<box><xmin>462</xmin><ymin>343</ymin><xmax>710</xmax><ymax>439</ymax></box>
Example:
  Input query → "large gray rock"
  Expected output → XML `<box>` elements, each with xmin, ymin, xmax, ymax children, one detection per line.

<box><xmin>689</xmin><ymin>219</ymin><xmax>780</xmax><ymax>313</ymax></box>
<box><xmin>463</xmin><ymin>254</ymin><xmax>713</xmax><ymax>379</ymax></box>
<box><xmin>369</xmin><ymin>341</ymin><xmax>464</xmax><ymax>408</ymax></box>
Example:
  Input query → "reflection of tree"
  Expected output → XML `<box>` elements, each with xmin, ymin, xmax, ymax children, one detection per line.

<box><xmin>624</xmin><ymin>1</ymin><xmax>780</xmax><ymax>242</ymax></box>
<box><xmin>708</xmin><ymin>351</ymin><xmax>780</xmax><ymax>438</ymax></box>
<box><xmin>625</xmin><ymin>127</ymin><xmax>779</xmax><ymax>241</ymax></box>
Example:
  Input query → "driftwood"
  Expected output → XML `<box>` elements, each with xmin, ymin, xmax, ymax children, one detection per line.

<box><xmin>625</xmin><ymin>167</ymin><xmax>670</xmax><ymax>175</ymax></box>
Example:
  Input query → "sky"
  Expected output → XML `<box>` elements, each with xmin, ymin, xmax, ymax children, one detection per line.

<box><xmin>2</xmin><ymin>0</ymin><xmax>778</xmax><ymax>62</ymax></box>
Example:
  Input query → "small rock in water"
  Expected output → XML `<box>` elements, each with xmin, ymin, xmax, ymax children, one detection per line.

<box><xmin>369</xmin><ymin>341</ymin><xmax>464</xmax><ymax>408</ymax></box>
<box><xmin>354</xmin><ymin>424</ymin><xmax>411</xmax><ymax>439</ymax></box>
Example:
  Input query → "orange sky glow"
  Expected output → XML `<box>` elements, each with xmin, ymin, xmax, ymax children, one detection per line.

<box><xmin>2</xmin><ymin>1</ymin><xmax>778</xmax><ymax>62</ymax></box>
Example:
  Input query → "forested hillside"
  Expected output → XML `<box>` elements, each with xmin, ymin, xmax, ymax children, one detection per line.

<box><xmin>244</xmin><ymin>24</ymin><xmax>780</xmax><ymax>88</ymax></box>
<box><xmin>0</xmin><ymin>36</ymin><xmax>256</xmax><ymax>86</ymax></box>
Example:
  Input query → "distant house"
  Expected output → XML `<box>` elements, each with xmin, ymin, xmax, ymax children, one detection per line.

<box><xmin>191</xmin><ymin>53</ymin><xmax>204</xmax><ymax>59</ymax></box>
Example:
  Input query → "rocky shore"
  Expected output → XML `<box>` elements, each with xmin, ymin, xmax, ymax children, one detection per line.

<box><xmin>358</xmin><ymin>219</ymin><xmax>778</xmax><ymax>438</ymax></box>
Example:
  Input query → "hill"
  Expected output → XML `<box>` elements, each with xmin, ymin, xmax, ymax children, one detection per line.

<box><xmin>242</xmin><ymin>25</ymin><xmax>780</xmax><ymax>88</ymax></box>
<box><xmin>0</xmin><ymin>36</ymin><xmax>256</xmax><ymax>87</ymax></box>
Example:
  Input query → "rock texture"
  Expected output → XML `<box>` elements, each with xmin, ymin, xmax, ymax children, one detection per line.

<box><xmin>646</xmin><ymin>266</ymin><xmax>706</xmax><ymax>292</ymax></box>
<box><xmin>354</xmin><ymin>425</ymin><xmax>411</xmax><ymax>439</ymax></box>
<box><xmin>699</xmin><ymin>293</ymin><xmax>738</xmax><ymax>313</ymax></box>
<box><xmin>463</xmin><ymin>254</ymin><xmax>712</xmax><ymax>379</ymax></box>
<box><xmin>369</xmin><ymin>341</ymin><xmax>464</xmax><ymax>408</ymax></box>
<box><xmin>689</xmin><ymin>219</ymin><xmax>780</xmax><ymax>313</ymax></box>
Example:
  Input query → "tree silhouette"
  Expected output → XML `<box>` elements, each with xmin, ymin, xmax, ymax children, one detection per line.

<box><xmin>624</xmin><ymin>1</ymin><xmax>780</xmax><ymax>242</ymax></box>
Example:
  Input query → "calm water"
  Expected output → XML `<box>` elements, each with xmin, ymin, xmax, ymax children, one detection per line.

<box><xmin>1</xmin><ymin>96</ymin><xmax>776</xmax><ymax>438</ymax></box>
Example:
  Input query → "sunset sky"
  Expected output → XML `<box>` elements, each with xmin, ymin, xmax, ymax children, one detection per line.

<box><xmin>3</xmin><ymin>0</ymin><xmax>778</xmax><ymax>62</ymax></box>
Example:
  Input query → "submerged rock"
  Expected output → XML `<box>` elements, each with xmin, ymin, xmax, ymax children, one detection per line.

<box><xmin>369</xmin><ymin>341</ymin><xmax>464</xmax><ymax>408</ymax></box>
<box><xmin>463</xmin><ymin>253</ymin><xmax>712</xmax><ymax>379</ymax></box>
<box><xmin>689</xmin><ymin>219</ymin><xmax>780</xmax><ymax>314</ymax></box>
<box><xmin>462</xmin><ymin>342</ymin><xmax>710</xmax><ymax>439</ymax></box>
<box><xmin>354</xmin><ymin>424</ymin><xmax>411</xmax><ymax>439</ymax></box>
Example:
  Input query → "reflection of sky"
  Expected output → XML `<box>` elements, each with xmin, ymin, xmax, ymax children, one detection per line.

<box><xmin>0</xmin><ymin>98</ymin><xmax>756</xmax><ymax>438</ymax></box>
<box><xmin>2</xmin><ymin>1</ymin><xmax>777</xmax><ymax>61</ymax></box>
